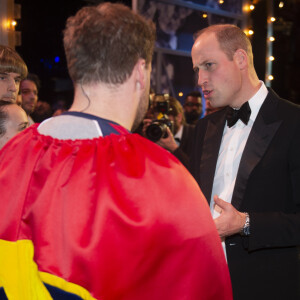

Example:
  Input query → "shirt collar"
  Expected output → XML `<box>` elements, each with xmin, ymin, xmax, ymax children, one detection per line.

<box><xmin>174</xmin><ymin>125</ymin><xmax>183</xmax><ymax>140</ymax></box>
<box><xmin>248</xmin><ymin>81</ymin><xmax>268</xmax><ymax>122</ymax></box>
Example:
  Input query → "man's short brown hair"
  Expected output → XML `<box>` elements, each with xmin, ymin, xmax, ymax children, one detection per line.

<box><xmin>63</xmin><ymin>3</ymin><xmax>156</xmax><ymax>85</ymax></box>
<box><xmin>194</xmin><ymin>24</ymin><xmax>254</xmax><ymax>65</ymax></box>
<box><xmin>0</xmin><ymin>45</ymin><xmax>28</xmax><ymax>79</ymax></box>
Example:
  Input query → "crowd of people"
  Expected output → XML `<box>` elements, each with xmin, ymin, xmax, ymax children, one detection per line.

<box><xmin>0</xmin><ymin>44</ymin><xmax>70</xmax><ymax>150</ymax></box>
<box><xmin>0</xmin><ymin>2</ymin><xmax>299</xmax><ymax>300</ymax></box>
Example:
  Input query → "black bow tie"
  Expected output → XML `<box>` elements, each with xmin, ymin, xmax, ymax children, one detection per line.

<box><xmin>226</xmin><ymin>101</ymin><xmax>251</xmax><ymax>128</ymax></box>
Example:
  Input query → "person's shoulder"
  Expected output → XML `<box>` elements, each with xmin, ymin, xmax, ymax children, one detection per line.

<box><xmin>183</xmin><ymin>123</ymin><xmax>195</xmax><ymax>134</ymax></box>
<box><xmin>267</xmin><ymin>88</ymin><xmax>300</xmax><ymax>113</ymax></box>
<box><xmin>183</xmin><ymin>123</ymin><xmax>194</xmax><ymax>130</ymax></box>
<box><xmin>275</xmin><ymin>96</ymin><xmax>300</xmax><ymax>125</ymax></box>
<box><xmin>194</xmin><ymin>107</ymin><xmax>227</xmax><ymax>131</ymax></box>
<box><xmin>201</xmin><ymin>107</ymin><xmax>227</xmax><ymax>122</ymax></box>
<box><xmin>264</xmin><ymin>90</ymin><xmax>300</xmax><ymax>132</ymax></box>
<box><xmin>278</xmin><ymin>98</ymin><xmax>300</xmax><ymax>112</ymax></box>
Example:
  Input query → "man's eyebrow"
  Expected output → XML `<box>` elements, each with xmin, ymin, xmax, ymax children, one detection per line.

<box><xmin>0</xmin><ymin>72</ymin><xmax>8</xmax><ymax>76</ymax></box>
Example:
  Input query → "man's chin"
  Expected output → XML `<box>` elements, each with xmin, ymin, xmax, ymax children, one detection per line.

<box><xmin>23</xmin><ymin>106</ymin><xmax>35</xmax><ymax>115</ymax></box>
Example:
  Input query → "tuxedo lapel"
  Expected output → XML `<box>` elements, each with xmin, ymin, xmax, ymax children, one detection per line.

<box><xmin>232</xmin><ymin>90</ymin><xmax>282</xmax><ymax>209</ymax></box>
<box><xmin>200</xmin><ymin>111</ymin><xmax>227</xmax><ymax>203</ymax></box>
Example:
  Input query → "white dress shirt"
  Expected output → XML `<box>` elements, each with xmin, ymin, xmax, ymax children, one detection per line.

<box><xmin>174</xmin><ymin>125</ymin><xmax>183</xmax><ymax>146</ymax></box>
<box><xmin>210</xmin><ymin>81</ymin><xmax>268</xmax><ymax>256</ymax></box>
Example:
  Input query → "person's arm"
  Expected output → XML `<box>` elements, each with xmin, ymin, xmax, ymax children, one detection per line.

<box><xmin>213</xmin><ymin>193</ymin><xmax>300</xmax><ymax>251</ymax></box>
<box><xmin>247</xmin><ymin>119</ymin><xmax>300</xmax><ymax>251</ymax></box>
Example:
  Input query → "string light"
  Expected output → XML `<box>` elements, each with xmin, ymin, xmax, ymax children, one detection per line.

<box><xmin>3</xmin><ymin>19</ymin><xmax>17</xmax><ymax>30</ymax></box>
<box><xmin>244</xmin><ymin>29</ymin><xmax>254</xmax><ymax>36</ymax></box>
<box><xmin>178</xmin><ymin>92</ymin><xmax>183</xmax><ymax>97</ymax></box>
<box><xmin>264</xmin><ymin>2</ymin><xmax>276</xmax><ymax>86</ymax></box>
<box><xmin>279</xmin><ymin>2</ymin><xmax>284</xmax><ymax>8</ymax></box>
<box><xmin>202</xmin><ymin>13</ymin><xmax>208</xmax><ymax>18</ymax></box>
<box><xmin>219</xmin><ymin>0</ymin><xmax>224</xmax><ymax>4</ymax></box>
<box><xmin>243</xmin><ymin>3</ymin><xmax>256</xmax><ymax>13</ymax></box>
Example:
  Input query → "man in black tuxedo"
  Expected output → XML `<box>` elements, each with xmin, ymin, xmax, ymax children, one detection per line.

<box><xmin>190</xmin><ymin>24</ymin><xmax>300</xmax><ymax>300</ymax></box>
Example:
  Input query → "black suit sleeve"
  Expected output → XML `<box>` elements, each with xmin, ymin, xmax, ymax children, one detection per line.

<box><xmin>248</xmin><ymin>116</ymin><xmax>300</xmax><ymax>251</ymax></box>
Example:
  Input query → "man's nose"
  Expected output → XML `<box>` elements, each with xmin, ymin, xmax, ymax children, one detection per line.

<box><xmin>197</xmin><ymin>70</ymin><xmax>208</xmax><ymax>87</ymax></box>
<box><xmin>29</xmin><ymin>92</ymin><xmax>36</xmax><ymax>99</ymax></box>
<box><xmin>8</xmin><ymin>79</ymin><xmax>18</xmax><ymax>92</ymax></box>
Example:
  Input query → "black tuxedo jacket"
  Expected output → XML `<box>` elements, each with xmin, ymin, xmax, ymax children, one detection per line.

<box><xmin>190</xmin><ymin>89</ymin><xmax>300</xmax><ymax>300</ymax></box>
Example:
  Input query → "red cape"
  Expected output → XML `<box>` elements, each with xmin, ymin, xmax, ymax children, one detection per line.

<box><xmin>0</xmin><ymin>124</ymin><xmax>232</xmax><ymax>299</ymax></box>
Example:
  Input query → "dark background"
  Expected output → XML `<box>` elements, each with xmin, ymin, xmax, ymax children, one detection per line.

<box><xmin>14</xmin><ymin>0</ymin><xmax>300</xmax><ymax>107</ymax></box>
<box><xmin>251</xmin><ymin>0</ymin><xmax>300</xmax><ymax>104</ymax></box>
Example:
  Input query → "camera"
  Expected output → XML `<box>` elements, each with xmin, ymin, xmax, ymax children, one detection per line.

<box><xmin>146</xmin><ymin>97</ymin><xmax>174</xmax><ymax>142</ymax></box>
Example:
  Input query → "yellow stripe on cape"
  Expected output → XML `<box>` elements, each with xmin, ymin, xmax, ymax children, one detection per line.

<box><xmin>0</xmin><ymin>239</ymin><xmax>96</xmax><ymax>300</ymax></box>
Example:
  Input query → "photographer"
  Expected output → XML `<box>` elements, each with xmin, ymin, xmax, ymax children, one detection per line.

<box><xmin>143</xmin><ymin>94</ymin><xmax>194</xmax><ymax>167</ymax></box>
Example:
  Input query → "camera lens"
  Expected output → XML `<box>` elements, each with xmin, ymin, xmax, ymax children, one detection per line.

<box><xmin>146</xmin><ymin>122</ymin><xmax>167</xmax><ymax>142</ymax></box>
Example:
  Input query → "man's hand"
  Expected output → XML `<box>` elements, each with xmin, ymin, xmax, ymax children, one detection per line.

<box><xmin>156</xmin><ymin>127</ymin><xmax>179</xmax><ymax>152</ymax></box>
<box><xmin>143</xmin><ymin>120</ymin><xmax>179</xmax><ymax>152</ymax></box>
<box><xmin>213</xmin><ymin>195</ymin><xmax>246</xmax><ymax>238</ymax></box>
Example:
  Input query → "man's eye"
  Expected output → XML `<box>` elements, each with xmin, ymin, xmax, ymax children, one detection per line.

<box><xmin>193</xmin><ymin>67</ymin><xmax>199</xmax><ymax>73</ymax></box>
<box><xmin>205</xmin><ymin>63</ymin><xmax>213</xmax><ymax>69</ymax></box>
<box><xmin>19</xmin><ymin>123</ymin><xmax>28</xmax><ymax>131</ymax></box>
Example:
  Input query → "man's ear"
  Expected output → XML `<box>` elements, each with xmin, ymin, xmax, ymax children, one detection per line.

<box><xmin>135</xmin><ymin>59</ymin><xmax>146</xmax><ymax>90</ymax></box>
<box><xmin>234</xmin><ymin>49</ymin><xmax>248</xmax><ymax>70</ymax></box>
